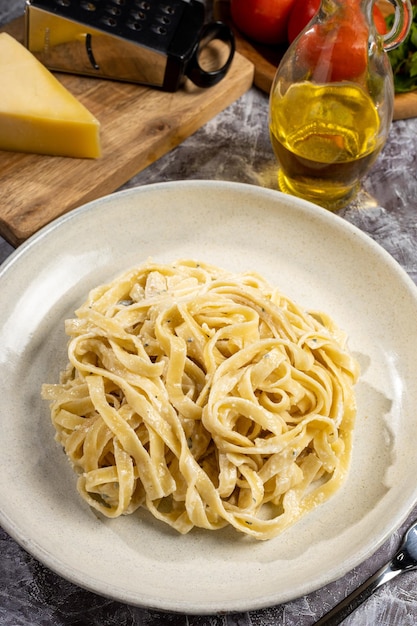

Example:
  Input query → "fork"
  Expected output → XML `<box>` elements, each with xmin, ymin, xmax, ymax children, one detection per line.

<box><xmin>315</xmin><ymin>519</ymin><xmax>417</xmax><ymax>625</ymax></box>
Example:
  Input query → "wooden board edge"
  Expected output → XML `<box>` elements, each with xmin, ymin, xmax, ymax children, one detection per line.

<box><xmin>0</xmin><ymin>16</ymin><xmax>255</xmax><ymax>246</ymax></box>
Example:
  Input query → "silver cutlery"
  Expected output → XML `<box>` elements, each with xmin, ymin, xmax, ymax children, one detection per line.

<box><xmin>315</xmin><ymin>519</ymin><xmax>417</xmax><ymax>625</ymax></box>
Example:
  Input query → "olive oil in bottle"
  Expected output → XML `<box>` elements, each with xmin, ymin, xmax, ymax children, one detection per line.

<box><xmin>269</xmin><ymin>81</ymin><xmax>384</xmax><ymax>210</ymax></box>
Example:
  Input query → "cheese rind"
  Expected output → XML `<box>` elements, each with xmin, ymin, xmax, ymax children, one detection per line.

<box><xmin>0</xmin><ymin>33</ymin><xmax>101</xmax><ymax>158</ymax></box>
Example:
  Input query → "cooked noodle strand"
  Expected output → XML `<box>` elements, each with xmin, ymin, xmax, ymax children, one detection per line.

<box><xmin>42</xmin><ymin>259</ymin><xmax>359</xmax><ymax>540</ymax></box>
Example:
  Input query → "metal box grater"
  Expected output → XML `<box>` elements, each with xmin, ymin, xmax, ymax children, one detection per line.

<box><xmin>25</xmin><ymin>0</ymin><xmax>235</xmax><ymax>91</ymax></box>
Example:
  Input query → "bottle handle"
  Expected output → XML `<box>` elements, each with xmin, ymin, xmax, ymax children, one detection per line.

<box><xmin>382</xmin><ymin>0</ymin><xmax>413</xmax><ymax>51</ymax></box>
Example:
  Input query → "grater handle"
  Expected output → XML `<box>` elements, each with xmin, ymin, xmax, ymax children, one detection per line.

<box><xmin>186</xmin><ymin>21</ymin><xmax>235</xmax><ymax>88</ymax></box>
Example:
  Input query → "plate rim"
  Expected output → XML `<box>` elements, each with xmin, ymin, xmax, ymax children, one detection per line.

<box><xmin>1</xmin><ymin>179</ymin><xmax>417</xmax><ymax>613</ymax></box>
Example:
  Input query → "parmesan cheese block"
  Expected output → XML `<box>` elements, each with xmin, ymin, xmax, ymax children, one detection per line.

<box><xmin>0</xmin><ymin>33</ymin><xmax>101</xmax><ymax>158</ymax></box>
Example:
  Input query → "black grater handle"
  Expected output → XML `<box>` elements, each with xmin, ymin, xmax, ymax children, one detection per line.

<box><xmin>185</xmin><ymin>21</ymin><xmax>235</xmax><ymax>88</ymax></box>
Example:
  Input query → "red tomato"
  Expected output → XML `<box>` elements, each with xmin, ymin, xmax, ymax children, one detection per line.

<box><xmin>230</xmin><ymin>0</ymin><xmax>297</xmax><ymax>45</ymax></box>
<box><xmin>287</xmin><ymin>0</ymin><xmax>319</xmax><ymax>42</ymax></box>
<box><xmin>287</xmin><ymin>0</ymin><xmax>388</xmax><ymax>43</ymax></box>
<box><xmin>373</xmin><ymin>5</ymin><xmax>389</xmax><ymax>36</ymax></box>
<box><xmin>296</xmin><ymin>6</ymin><xmax>369</xmax><ymax>81</ymax></box>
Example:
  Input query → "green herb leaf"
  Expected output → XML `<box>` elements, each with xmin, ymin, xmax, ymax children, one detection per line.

<box><xmin>387</xmin><ymin>6</ymin><xmax>417</xmax><ymax>93</ymax></box>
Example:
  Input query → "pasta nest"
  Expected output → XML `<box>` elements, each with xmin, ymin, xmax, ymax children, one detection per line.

<box><xmin>42</xmin><ymin>259</ymin><xmax>359</xmax><ymax>540</ymax></box>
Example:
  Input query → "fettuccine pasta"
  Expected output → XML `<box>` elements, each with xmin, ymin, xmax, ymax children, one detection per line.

<box><xmin>42</xmin><ymin>259</ymin><xmax>359</xmax><ymax>540</ymax></box>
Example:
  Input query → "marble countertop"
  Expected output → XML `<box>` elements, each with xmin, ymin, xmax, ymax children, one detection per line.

<box><xmin>1</xmin><ymin>1</ymin><xmax>417</xmax><ymax>624</ymax></box>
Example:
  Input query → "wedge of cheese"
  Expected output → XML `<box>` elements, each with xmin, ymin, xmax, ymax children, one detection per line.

<box><xmin>0</xmin><ymin>32</ymin><xmax>101</xmax><ymax>158</ymax></box>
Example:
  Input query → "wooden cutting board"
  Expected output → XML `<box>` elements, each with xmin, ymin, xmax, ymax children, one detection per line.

<box><xmin>0</xmin><ymin>17</ymin><xmax>254</xmax><ymax>246</ymax></box>
<box><xmin>214</xmin><ymin>0</ymin><xmax>417</xmax><ymax>121</ymax></box>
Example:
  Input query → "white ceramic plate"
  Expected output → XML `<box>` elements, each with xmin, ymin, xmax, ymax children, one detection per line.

<box><xmin>1</xmin><ymin>180</ymin><xmax>417</xmax><ymax>614</ymax></box>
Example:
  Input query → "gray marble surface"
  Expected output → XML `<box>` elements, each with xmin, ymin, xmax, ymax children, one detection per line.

<box><xmin>1</xmin><ymin>1</ymin><xmax>417</xmax><ymax>624</ymax></box>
